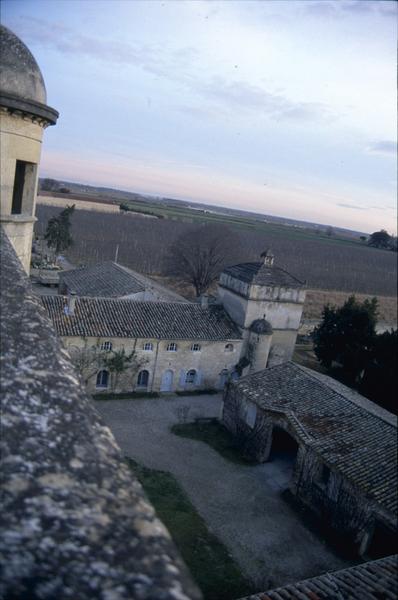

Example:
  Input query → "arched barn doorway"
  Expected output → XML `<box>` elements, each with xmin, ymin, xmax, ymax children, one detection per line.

<box><xmin>268</xmin><ymin>426</ymin><xmax>299</xmax><ymax>490</ymax></box>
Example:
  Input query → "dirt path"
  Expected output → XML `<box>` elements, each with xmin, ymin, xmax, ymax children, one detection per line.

<box><xmin>95</xmin><ymin>395</ymin><xmax>351</xmax><ymax>590</ymax></box>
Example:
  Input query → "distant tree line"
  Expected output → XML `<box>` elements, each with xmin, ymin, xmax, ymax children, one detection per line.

<box><xmin>40</xmin><ymin>178</ymin><xmax>70</xmax><ymax>194</ymax></box>
<box><xmin>313</xmin><ymin>296</ymin><xmax>397</xmax><ymax>414</ymax></box>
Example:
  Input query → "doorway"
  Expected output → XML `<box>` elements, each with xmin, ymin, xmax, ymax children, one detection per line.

<box><xmin>160</xmin><ymin>369</ymin><xmax>174</xmax><ymax>392</ymax></box>
<box><xmin>267</xmin><ymin>426</ymin><xmax>299</xmax><ymax>490</ymax></box>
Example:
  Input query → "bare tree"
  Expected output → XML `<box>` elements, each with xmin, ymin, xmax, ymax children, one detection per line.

<box><xmin>68</xmin><ymin>338</ymin><xmax>105</xmax><ymax>387</ymax></box>
<box><xmin>68</xmin><ymin>339</ymin><xmax>146</xmax><ymax>391</ymax></box>
<box><xmin>166</xmin><ymin>223</ymin><xmax>240</xmax><ymax>297</ymax></box>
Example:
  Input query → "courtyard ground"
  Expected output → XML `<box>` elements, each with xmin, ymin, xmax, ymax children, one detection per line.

<box><xmin>95</xmin><ymin>394</ymin><xmax>352</xmax><ymax>591</ymax></box>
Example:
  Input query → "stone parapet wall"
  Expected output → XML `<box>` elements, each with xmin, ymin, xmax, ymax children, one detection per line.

<box><xmin>0</xmin><ymin>229</ymin><xmax>201</xmax><ymax>600</ymax></box>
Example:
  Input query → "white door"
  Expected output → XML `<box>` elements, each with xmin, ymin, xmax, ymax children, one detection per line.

<box><xmin>160</xmin><ymin>369</ymin><xmax>174</xmax><ymax>392</ymax></box>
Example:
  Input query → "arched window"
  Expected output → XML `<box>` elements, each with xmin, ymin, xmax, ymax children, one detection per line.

<box><xmin>185</xmin><ymin>369</ymin><xmax>197</xmax><ymax>384</ymax></box>
<box><xmin>166</xmin><ymin>342</ymin><xmax>177</xmax><ymax>352</ymax></box>
<box><xmin>96</xmin><ymin>370</ymin><xmax>109</xmax><ymax>388</ymax></box>
<box><xmin>143</xmin><ymin>342</ymin><xmax>153</xmax><ymax>351</ymax></box>
<box><xmin>224</xmin><ymin>343</ymin><xmax>234</xmax><ymax>353</ymax></box>
<box><xmin>137</xmin><ymin>370</ymin><xmax>149</xmax><ymax>388</ymax></box>
<box><xmin>191</xmin><ymin>343</ymin><xmax>201</xmax><ymax>352</ymax></box>
<box><xmin>100</xmin><ymin>341</ymin><xmax>113</xmax><ymax>352</ymax></box>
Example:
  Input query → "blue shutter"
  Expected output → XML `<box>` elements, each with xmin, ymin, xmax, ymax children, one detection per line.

<box><xmin>196</xmin><ymin>370</ymin><xmax>203</xmax><ymax>387</ymax></box>
<box><xmin>179</xmin><ymin>370</ymin><xmax>186</xmax><ymax>388</ymax></box>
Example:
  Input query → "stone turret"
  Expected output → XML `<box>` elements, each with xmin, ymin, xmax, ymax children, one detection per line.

<box><xmin>218</xmin><ymin>251</ymin><xmax>306</xmax><ymax>367</ymax></box>
<box><xmin>0</xmin><ymin>25</ymin><xmax>58</xmax><ymax>272</ymax></box>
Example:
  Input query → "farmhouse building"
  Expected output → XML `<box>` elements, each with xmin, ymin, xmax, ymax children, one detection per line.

<box><xmin>59</xmin><ymin>260</ymin><xmax>186</xmax><ymax>302</ymax></box>
<box><xmin>47</xmin><ymin>251</ymin><xmax>305</xmax><ymax>393</ymax></box>
<box><xmin>42</xmin><ymin>295</ymin><xmax>243</xmax><ymax>393</ymax></box>
<box><xmin>0</xmin><ymin>25</ymin><xmax>58</xmax><ymax>272</ymax></box>
<box><xmin>222</xmin><ymin>362</ymin><xmax>397</xmax><ymax>556</ymax></box>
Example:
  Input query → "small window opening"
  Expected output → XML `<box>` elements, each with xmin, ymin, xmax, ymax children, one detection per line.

<box><xmin>225</xmin><ymin>343</ymin><xmax>234</xmax><ymax>353</ymax></box>
<box><xmin>167</xmin><ymin>342</ymin><xmax>177</xmax><ymax>352</ymax></box>
<box><xmin>191</xmin><ymin>343</ymin><xmax>201</xmax><ymax>352</ymax></box>
<box><xmin>143</xmin><ymin>342</ymin><xmax>153</xmax><ymax>351</ymax></box>
<box><xmin>11</xmin><ymin>161</ymin><xmax>27</xmax><ymax>215</ymax></box>
<box><xmin>100</xmin><ymin>341</ymin><xmax>113</xmax><ymax>352</ymax></box>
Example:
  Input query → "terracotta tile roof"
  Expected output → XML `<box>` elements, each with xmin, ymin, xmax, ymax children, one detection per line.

<box><xmin>59</xmin><ymin>261</ymin><xmax>145</xmax><ymax>297</ymax></box>
<box><xmin>234</xmin><ymin>363</ymin><xmax>397</xmax><ymax>518</ymax></box>
<box><xmin>240</xmin><ymin>555</ymin><xmax>398</xmax><ymax>600</ymax></box>
<box><xmin>41</xmin><ymin>296</ymin><xmax>242</xmax><ymax>341</ymax></box>
<box><xmin>223</xmin><ymin>262</ymin><xmax>304</xmax><ymax>288</ymax></box>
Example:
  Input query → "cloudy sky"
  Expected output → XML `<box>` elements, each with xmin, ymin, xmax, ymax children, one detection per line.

<box><xmin>3</xmin><ymin>0</ymin><xmax>397</xmax><ymax>233</ymax></box>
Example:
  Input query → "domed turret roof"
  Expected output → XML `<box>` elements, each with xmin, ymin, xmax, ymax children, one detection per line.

<box><xmin>0</xmin><ymin>25</ymin><xmax>58</xmax><ymax>124</ymax></box>
<box><xmin>0</xmin><ymin>25</ymin><xmax>46</xmax><ymax>104</ymax></box>
<box><xmin>250</xmin><ymin>319</ymin><xmax>273</xmax><ymax>335</ymax></box>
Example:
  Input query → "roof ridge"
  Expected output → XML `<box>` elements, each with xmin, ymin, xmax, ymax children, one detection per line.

<box><xmin>260</xmin><ymin>264</ymin><xmax>305</xmax><ymax>285</ymax></box>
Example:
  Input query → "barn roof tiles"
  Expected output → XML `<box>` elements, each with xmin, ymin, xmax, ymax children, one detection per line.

<box><xmin>42</xmin><ymin>295</ymin><xmax>242</xmax><ymax>341</ymax></box>
<box><xmin>234</xmin><ymin>362</ymin><xmax>397</xmax><ymax>517</ymax></box>
<box><xmin>222</xmin><ymin>262</ymin><xmax>304</xmax><ymax>288</ymax></box>
<box><xmin>240</xmin><ymin>554</ymin><xmax>398</xmax><ymax>600</ymax></box>
<box><xmin>59</xmin><ymin>261</ymin><xmax>145</xmax><ymax>297</ymax></box>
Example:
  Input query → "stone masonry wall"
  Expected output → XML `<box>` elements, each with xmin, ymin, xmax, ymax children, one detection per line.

<box><xmin>63</xmin><ymin>335</ymin><xmax>243</xmax><ymax>393</ymax></box>
<box><xmin>0</xmin><ymin>230</ymin><xmax>201</xmax><ymax>600</ymax></box>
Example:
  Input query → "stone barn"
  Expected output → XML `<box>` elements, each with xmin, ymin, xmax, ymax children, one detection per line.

<box><xmin>222</xmin><ymin>362</ymin><xmax>397</xmax><ymax>557</ymax></box>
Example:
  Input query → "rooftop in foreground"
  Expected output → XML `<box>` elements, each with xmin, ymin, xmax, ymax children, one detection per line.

<box><xmin>240</xmin><ymin>554</ymin><xmax>398</xmax><ymax>600</ymax></box>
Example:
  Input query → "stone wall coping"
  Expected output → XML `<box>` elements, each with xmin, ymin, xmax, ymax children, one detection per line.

<box><xmin>0</xmin><ymin>228</ymin><xmax>201</xmax><ymax>600</ymax></box>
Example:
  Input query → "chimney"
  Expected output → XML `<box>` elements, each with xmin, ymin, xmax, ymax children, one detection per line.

<box><xmin>200</xmin><ymin>295</ymin><xmax>209</xmax><ymax>309</ymax></box>
<box><xmin>68</xmin><ymin>291</ymin><xmax>76</xmax><ymax>316</ymax></box>
<box><xmin>260</xmin><ymin>249</ymin><xmax>274</xmax><ymax>267</ymax></box>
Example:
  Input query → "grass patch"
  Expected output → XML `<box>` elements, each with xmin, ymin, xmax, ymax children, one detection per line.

<box><xmin>171</xmin><ymin>419</ymin><xmax>255</xmax><ymax>466</ymax></box>
<box><xmin>93</xmin><ymin>391</ymin><xmax>159</xmax><ymax>400</ymax></box>
<box><xmin>126</xmin><ymin>457</ymin><xmax>254</xmax><ymax>600</ymax></box>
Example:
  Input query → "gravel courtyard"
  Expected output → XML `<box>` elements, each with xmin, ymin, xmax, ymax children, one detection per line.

<box><xmin>95</xmin><ymin>394</ymin><xmax>351</xmax><ymax>589</ymax></box>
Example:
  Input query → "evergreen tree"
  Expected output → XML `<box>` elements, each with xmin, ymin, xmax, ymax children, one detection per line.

<box><xmin>368</xmin><ymin>230</ymin><xmax>391</xmax><ymax>249</ymax></box>
<box><xmin>313</xmin><ymin>295</ymin><xmax>378</xmax><ymax>381</ymax></box>
<box><xmin>360</xmin><ymin>329</ymin><xmax>398</xmax><ymax>414</ymax></box>
<box><xmin>44</xmin><ymin>204</ymin><xmax>75</xmax><ymax>255</ymax></box>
